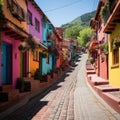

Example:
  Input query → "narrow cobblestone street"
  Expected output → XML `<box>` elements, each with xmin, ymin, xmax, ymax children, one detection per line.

<box><xmin>2</xmin><ymin>54</ymin><xmax>120</xmax><ymax>120</ymax></box>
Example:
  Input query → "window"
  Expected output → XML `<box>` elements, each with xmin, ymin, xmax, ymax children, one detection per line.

<box><xmin>113</xmin><ymin>48</ymin><xmax>119</xmax><ymax>65</ymax></box>
<box><xmin>19</xmin><ymin>7</ymin><xmax>25</xmax><ymax>21</ymax></box>
<box><xmin>33</xmin><ymin>50</ymin><xmax>39</xmax><ymax>61</ymax></box>
<box><xmin>35</xmin><ymin>18</ymin><xmax>40</xmax><ymax>32</ymax></box>
<box><xmin>28</xmin><ymin>10</ymin><xmax>32</xmax><ymax>25</ymax></box>
<box><xmin>11</xmin><ymin>1</ymin><xmax>18</xmax><ymax>14</ymax></box>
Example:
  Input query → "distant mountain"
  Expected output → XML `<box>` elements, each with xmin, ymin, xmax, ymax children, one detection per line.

<box><xmin>61</xmin><ymin>10</ymin><xmax>96</xmax><ymax>30</ymax></box>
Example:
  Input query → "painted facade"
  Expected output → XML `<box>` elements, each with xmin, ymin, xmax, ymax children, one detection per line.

<box><xmin>55</xmin><ymin>28</ymin><xmax>63</xmax><ymax>68</ymax></box>
<box><xmin>90</xmin><ymin>0</ymin><xmax>109</xmax><ymax>80</ymax></box>
<box><xmin>1</xmin><ymin>0</ymin><xmax>28</xmax><ymax>87</ymax></box>
<box><xmin>42</xmin><ymin>19</ymin><xmax>54</xmax><ymax>75</ymax></box>
<box><xmin>100</xmin><ymin>0</ymin><xmax>120</xmax><ymax>87</ymax></box>
<box><xmin>27</xmin><ymin>0</ymin><xmax>47</xmax><ymax>77</ymax></box>
<box><xmin>55</xmin><ymin>33</ymin><xmax>62</xmax><ymax>68</ymax></box>
<box><xmin>109</xmin><ymin>24</ymin><xmax>120</xmax><ymax>87</ymax></box>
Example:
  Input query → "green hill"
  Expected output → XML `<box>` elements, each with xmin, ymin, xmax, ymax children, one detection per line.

<box><xmin>61</xmin><ymin>10</ymin><xmax>96</xmax><ymax>30</ymax></box>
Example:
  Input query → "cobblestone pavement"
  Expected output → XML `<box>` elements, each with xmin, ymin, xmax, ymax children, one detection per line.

<box><xmin>1</xmin><ymin>54</ymin><xmax>120</xmax><ymax>120</ymax></box>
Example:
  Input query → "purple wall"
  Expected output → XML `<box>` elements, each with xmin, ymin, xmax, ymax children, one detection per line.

<box><xmin>28</xmin><ymin>1</ymin><xmax>42</xmax><ymax>42</ymax></box>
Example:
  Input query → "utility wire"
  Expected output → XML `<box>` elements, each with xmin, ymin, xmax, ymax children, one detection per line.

<box><xmin>44</xmin><ymin>0</ymin><xmax>82</xmax><ymax>13</ymax></box>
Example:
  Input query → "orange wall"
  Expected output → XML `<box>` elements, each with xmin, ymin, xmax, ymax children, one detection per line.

<box><xmin>29</xmin><ymin>51</ymin><xmax>39</xmax><ymax>76</ymax></box>
<box><xmin>3</xmin><ymin>0</ymin><xmax>28</xmax><ymax>32</ymax></box>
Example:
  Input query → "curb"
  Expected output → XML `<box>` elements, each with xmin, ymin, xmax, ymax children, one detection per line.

<box><xmin>0</xmin><ymin>68</ymin><xmax>70</xmax><ymax>119</ymax></box>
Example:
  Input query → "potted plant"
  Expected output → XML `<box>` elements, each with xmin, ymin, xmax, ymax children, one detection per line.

<box><xmin>34</xmin><ymin>69</ymin><xmax>41</xmax><ymax>80</ymax></box>
<box><xmin>18</xmin><ymin>41</ymin><xmax>27</xmax><ymax>52</ymax></box>
<box><xmin>101</xmin><ymin>53</ymin><xmax>106</xmax><ymax>62</ymax></box>
<box><xmin>90</xmin><ymin>57</ymin><xmax>95</xmax><ymax>64</ymax></box>
<box><xmin>101</xmin><ymin>43</ymin><xmax>108</xmax><ymax>54</ymax></box>
<box><xmin>16</xmin><ymin>77</ymin><xmax>24</xmax><ymax>92</ymax></box>
<box><xmin>27</xmin><ymin>35</ymin><xmax>38</xmax><ymax>52</ymax></box>
<box><xmin>40</xmin><ymin>74</ymin><xmax>47</xmax><ymax>82</ymax></box>
<box><xmin>113</xmin><ymin>38</ymin><xmax>120</xmax><ymax>47</ymax></box>
<box><xmin>42</xmin><ymin>52</ymin><xmax>47</xmax><ymax>58</ymax></box>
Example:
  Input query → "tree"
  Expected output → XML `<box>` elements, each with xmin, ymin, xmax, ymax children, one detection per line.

<box><xmin>77</xmin><ymin>27</ymin><xmax>92</xmax><ymax>47</ymax></box>
<box><xmin>64</xmin><ymin>25</ymin><xmax>83</xmax><ymax>39</ymax></box>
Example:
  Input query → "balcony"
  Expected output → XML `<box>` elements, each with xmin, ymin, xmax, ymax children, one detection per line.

<box><xmin>3</xmin><ymin>18</ymin><xmax>28</xmax><ymax>40</ymax></box>
<box><xmin>103</xmin><ymin>0</ymin><xmax>120</xmax><ymax>33</ymax></box>
<box><xmin>7</xmin><ymin>0</ymin><xmax>26</xmax><ymax>22</ymax></box>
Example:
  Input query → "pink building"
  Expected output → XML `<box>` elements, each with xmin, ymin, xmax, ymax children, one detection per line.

<box><xmin>1</xmin><ymin>0</ymin><xmax>29</xmax><ymax>87</ymax></box>
<box><xmin>55</xmin><ymin>28</ymin><xmax>63</xmax><ymax>68</ymax></box>
<box><xmin>90</xmin><ymin>0</ymin><xmax>108</xmax><ymax>79</ymax></box>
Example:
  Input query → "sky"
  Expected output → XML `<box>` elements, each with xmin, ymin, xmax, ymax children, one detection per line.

<box><xmin>35</xmin><ymin>0</ymin><xmax>99</xmax><ymax>27</ymax></box>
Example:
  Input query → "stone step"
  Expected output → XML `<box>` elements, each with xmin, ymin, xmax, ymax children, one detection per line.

<box><xmin>0</xmin><ymin>89</ymin><xmax>19</xmax><ymax>102</ymax></box>
<box><xmin>93</xmin><ymin>81</ymin><xmax>109</xmax><ymax>86</ymax></box>
<box><xmin>86</xmin><ymin>70</ymin><xmax>96</xmax><ymax>75</ymax></box>
<box><xmin>95</xmin><ymin>85</ymin><xmax>120</xmax><ymax>92</ymax></box>
<box><xmin>2</xmin><ymin>85</ymin><xmax>14</xmax><ymax>91</ymax></box>
<box><xmin>0</xmin><ymin>101</ymin><xmax>9</xmax><ymax>112</ymax></box>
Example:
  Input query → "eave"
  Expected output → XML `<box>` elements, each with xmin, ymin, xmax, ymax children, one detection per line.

<box><xmin>104</xmin><ymin>0</ymin><xmax>120</xmax><ymax>34</ymax></box>
<box><xmin>3</xmin><ymin>18</ymin><xmax>29</xmax><ymax>40</ymax></box>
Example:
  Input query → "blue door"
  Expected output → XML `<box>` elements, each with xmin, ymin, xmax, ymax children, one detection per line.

<box><xmin>2</xmin><ymin>43</ymin><xmax>12</xmax><ymax>85</ymax></box>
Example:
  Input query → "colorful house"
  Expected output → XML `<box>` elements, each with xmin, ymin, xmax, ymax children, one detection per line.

<box><xmin>1</xmin><ymin>0</ymin><xmax>29</xmax><ymax>87</ymax></box>
<box><xmin>27</xmin><ymin>0</ymin><xmax>47</xmax><ymax>77</ymax></box>
<box><xmin>42</xmin><ymin>17</ymin><xmax>61</xmax><ymax>75</ymax></box>
<box><xmin>63</xmin><ymin>38</ymin><xmax>78</xmax><ymax>63</ymax></box>
<box><xmin>103</xmin><ymin>0</ymin><xmax>120</xmax><ymax>87</ymax></box>
<box><xmin>62</xmin><ymin>38</ymin><xmax>71</xmax><ymax>64</ymax></box>
<box><xmin>41</xmin><ymin>19</ymin><xmax>52</xmax><ymax>75</ymax></box>
<box><xmin>55</xmin><ymin>27</ymin><xmax>63</xmax><ymax>68</ymax></box>
<box><xmin>90</xmin><ymin>0</ymin><xmax>109</xmax><ymax>80</ymax></box>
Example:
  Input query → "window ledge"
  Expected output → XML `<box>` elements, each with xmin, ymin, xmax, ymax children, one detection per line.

<box><xmin>33</xmin><ymin>59</ymin><xmax>39</xmax><ymax>62</ymax></box>
<box><xmin>111</xmin><ymin>64</ymin><xmax>119</xmax><ymax>69</ymax></box>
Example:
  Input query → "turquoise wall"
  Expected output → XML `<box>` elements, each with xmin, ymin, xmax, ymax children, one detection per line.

<box><xmin>41</xmin><ymin>20</ymin><xmax>54</xmax><ymax>75</ymax></box>
<box><xmin>42</xmin><ymin>55</ymin><xmax>52</xmax><ymax>75</ymax></box>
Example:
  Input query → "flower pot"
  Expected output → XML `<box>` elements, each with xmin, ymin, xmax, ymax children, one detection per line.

<box><xmin>114</xmin><ymin>42</ymin><xmax>120</xmax><ymax>47</ymax></box>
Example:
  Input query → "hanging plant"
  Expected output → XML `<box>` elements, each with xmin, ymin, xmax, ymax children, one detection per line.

<box><xmin>101</xmin><ymin>43</ymin><xmax>108</xmax><ymax>54</ymax></box>
<box><xmin>27</xmin><ymin>35</ymin><xmax>38</xmax><ymax>52</ymax></box>
<box><xmin>18</xmin><ymin>41</ymin><xmax>27</xmax><ymax>52</ymax></box>
<box><xmin>42</xmin><ymin>52</ymin><xmax>47</xmax><ymax>58</ymax></box>
<box><xmin>100</xmin><ymin>0</ymin><xmax>110</xmax><ymax>23</ymax></box>
<box><xmin>89</xmin><ymin>57</ymin><xmax>95</xmax><ymax>64</ymax></box>
<box><xmin>101</xmin><ymin>53</ymin><xmax>106</xmax><ymax>62</ymax></box>
<box><xmin>0</xmin><ymin>0</ymin><xmax>5</xmax><ymax>49</ymax></box>
<box><xmin>113</xmin><ymin>36</ymin><xmax>120</xmax><ymax>47</ymax></box>
<box><xmin>94</xmin><ymin>45</ymin><xmax>99</xmax><ymax>50</ymax></box>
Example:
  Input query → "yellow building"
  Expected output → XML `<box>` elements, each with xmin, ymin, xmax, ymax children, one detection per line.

<box><xmin>103</xmin><ymin>0</ymin><xmax>120</xmax><ymax>87</ymax></box>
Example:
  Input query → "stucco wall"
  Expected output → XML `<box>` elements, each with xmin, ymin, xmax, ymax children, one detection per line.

<box><xmin>2</xmin><ymin>33</ymin><xmax>20</xmax><ymax>87</ymax></box>
<box><xmin>28</xmin><ymin>1</ymin><xmax>42</xmax><ymax>41</ymax></box>
<box><xmin>109</xmin><ymin>23</ymin><xmax>120</xmax><ymax>87</ymax></box>
<box><xmin>3</xmin><ymin>0</ymin><xmax>28</xmax><ymax>32</ymax></box>
<box><xmin>42</xmin><ymin>55</ymin><xmax>52</xmax><ymax>75</ymax></box>
<box><xmin>29</xmin><ymin>51</ymin><xmax>39</xmax><ymax>76</ymax></box>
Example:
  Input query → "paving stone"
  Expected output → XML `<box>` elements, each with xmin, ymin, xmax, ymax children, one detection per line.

<box><xmin>1</xmin><ymin>54</ymin><xmax>120</xmax><ymax>120</ymax></box>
